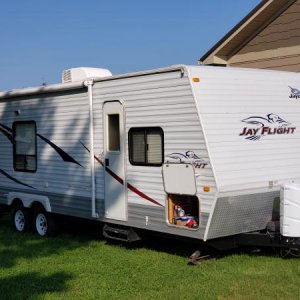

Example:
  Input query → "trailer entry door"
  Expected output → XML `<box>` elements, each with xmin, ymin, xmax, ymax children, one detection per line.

<box><xmin>103</xmin><ymin>101</ymin><xmax>127</xmax><ymax>221</ymax></box>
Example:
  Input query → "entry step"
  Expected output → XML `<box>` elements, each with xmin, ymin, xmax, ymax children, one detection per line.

<box><xmin>103</xmin><ymin>224</ymin><xmax>141</xmax><ymax>242</ymax></box>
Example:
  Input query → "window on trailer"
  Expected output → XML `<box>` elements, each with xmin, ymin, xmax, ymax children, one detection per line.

<box><xmin>108</xmin><ymin>114</ymin><xmax>120</xmax><ymax>151</ymax></box>
<box><xmin>13</xmin><ymin>121</ymin><xmax>37</xmax><ymax>172</ymax></box>
<box><xmin>129</xmin><ymin>127</ymin><xmax>164</xmax><ymax>166</ymax></box>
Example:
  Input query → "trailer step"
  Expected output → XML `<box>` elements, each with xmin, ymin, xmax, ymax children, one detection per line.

<box><xmin>102</xmin><ymin>224</ymin><xmax>141</xmax><ymax>242</ymax></box>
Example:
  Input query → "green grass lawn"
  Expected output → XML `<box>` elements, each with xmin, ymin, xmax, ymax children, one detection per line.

<box><xmin>0</xmin><ymin>213</ymin><xmax>299</xmax><ymax>300</ymax></box>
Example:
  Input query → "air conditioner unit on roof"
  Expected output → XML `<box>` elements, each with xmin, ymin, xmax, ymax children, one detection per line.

<box><xmin>62</xmin><ymin>67</ymin><xmax>112</xmax><ymax>83</ymax></box>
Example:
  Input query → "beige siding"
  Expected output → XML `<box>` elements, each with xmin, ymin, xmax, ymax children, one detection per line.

<box><xmin>239</xmin><ymin>1</ymin><xmax>300</xmax><ymax>53</ymax></box>
<box><xmin>229</xmin><ymin>0</ymin><xmax>300</xmax><ymax>71</ymax></box>
<box><xmin>231</xmin><ymin>53</ymin><xmax>300</xmax><ymax>71</ymax></box>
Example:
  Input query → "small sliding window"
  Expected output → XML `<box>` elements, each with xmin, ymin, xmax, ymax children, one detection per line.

<box><xmin>13</xmin><ymin>121</ymin><xmax>37</xmax><ymax>172</ymax></box>
<box><xmin>129</xmin><ymin>127</ymin><xmax>164</xmax><ymax>166</ymax></box>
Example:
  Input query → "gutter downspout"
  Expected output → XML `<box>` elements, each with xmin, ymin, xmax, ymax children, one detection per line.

<box><xmin>84</xmin><ymin>79</ymin><xmax>98</xmax><ymax>218</ymax></box>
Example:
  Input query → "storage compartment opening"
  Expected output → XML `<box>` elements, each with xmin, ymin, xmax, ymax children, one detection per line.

<box><xmin>167</xmin><ymin>194</ymin><xmax>199</xmax><ymax>229</ymax></box>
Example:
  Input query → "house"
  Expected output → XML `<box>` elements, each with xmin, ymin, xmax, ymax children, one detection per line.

<box><xmin>199</xmin><ymin>0</ymin><xmax>300</xmax><ymax>71</ymax></box>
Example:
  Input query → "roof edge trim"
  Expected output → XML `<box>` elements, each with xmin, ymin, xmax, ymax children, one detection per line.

<box><xmin>199</xmin><ymin>0</ymin><xmax>271</xmax><ymax>64</ymax></box>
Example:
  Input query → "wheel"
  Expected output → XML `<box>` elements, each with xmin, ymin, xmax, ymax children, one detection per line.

<box><xmin>34</xmin><ymin>208</ymin><xmax>56</xmax><ymax>237</ymax></box>
<box><xmin>12</xmin><ymin>205</ymin><xmax>31</xmax><ymax>233</ymax></box>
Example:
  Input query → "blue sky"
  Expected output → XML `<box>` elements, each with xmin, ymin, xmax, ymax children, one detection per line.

<box><xmin>0</xmin><ymin>0</ymin><xmax>260</xmax><ymax>91</ymax></box>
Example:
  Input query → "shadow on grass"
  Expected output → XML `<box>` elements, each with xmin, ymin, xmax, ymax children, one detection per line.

<box><xmin>0</xmin><ymin>211</ymin><xmax>294</xmax><ymax>268</ymax></box>
<box><xmin>0</xmin><ymin>271</ymin><xmax>73</xmax><ymax>299</ymax></box>
<box><xmin>105</xmin><ymin>232</ymin><xmax>295</xmax><ymax>262</ymax></box>
<box><xmin>105</xmin><ymin>231</ymin><xmax>215</xmax><ymax>260</ymax></box>
<box><xmin>0</xmin><ymin>213</ymin><xmax>103</xmax><ymax>269</ymax></box>
<box><xmin>58</xmin><ymin>217</ymin><xmax>285</xmax><ymax>260</ymax></box>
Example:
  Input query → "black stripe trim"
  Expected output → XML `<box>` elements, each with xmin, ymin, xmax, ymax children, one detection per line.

<box><xmin>37</xmin><ymin>134</ymin><xmax>82</xmax><ymax>167</ymax></box>
<box><xmin>0</xmin><ymin>169</ymin><xmax>36</xmax><ymax>189</ymax></box>
<box><xmin>0</xmin><ymin>123</ymin><xmax>82</xmax><ymax>167</ymax></box>
<box><xmin>0</xmin><ymin>123</ymin><xmax>13</xmax><ymax>143</ymax></box>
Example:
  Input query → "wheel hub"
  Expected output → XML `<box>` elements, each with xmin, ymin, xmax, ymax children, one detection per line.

<box><xmin>36</xmin><ymin>213</ymin><xmax>48</xmax><ymax>236</ymax></box>
<box><xmin>14</xmin><ymin>210</ymin><xmax>25</xmax><ymax>231</ymax></box>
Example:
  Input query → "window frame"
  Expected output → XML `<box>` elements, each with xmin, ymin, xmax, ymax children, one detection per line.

<box><xmin>13</xmin><ymin>120</ymin><xmax>37</xmax><ymax>173</ymax></box>
<box><xmin>128</xmin><ymin>127</ymin><xmax>164</xmax><ymax>167</ymax></box>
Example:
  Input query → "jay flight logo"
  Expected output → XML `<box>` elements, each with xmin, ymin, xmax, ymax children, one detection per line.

<box><xmin>239</xmin><ymin>114</ymin><xmax>296</xmax><ymax>141</ymax></box>
<box><xmin>166</xmin><ymin>151</ymin><xmax>208</xmax><ymax>168</ymax></box>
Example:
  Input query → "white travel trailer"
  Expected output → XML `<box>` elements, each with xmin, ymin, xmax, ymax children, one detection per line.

<box><xmin>0</xmin><ymin>65</ymin><xmax>300</xmax><ymax>251</ymax></box>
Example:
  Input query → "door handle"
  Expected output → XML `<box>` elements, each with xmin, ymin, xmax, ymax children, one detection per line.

<box><xmin>105</xmin><ymin>158</ymin><xmax>109</xmax><ymax>167</ymax></box>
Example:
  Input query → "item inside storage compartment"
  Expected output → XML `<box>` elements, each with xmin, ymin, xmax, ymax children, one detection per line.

<box><xmin>167</xmin><ymin>194</ymin><xmax>199</xmax><ymax>228</ymax></box>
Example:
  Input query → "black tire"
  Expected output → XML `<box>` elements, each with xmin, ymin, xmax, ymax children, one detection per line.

<box><xmin>12</xmin><ymin>205</ymin><xmax>31</xmax><ymax>233</ymax></box>
<box><xmin>33</xmin><ymin>208</ymin><xmax>57</xmax><ymax>237</ymax></box>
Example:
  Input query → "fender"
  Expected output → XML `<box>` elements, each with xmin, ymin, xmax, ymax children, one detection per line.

<box><xmin>7</xmin><ymin>192</ymin><xmax>51</xmax><ymax>212</ymax></box>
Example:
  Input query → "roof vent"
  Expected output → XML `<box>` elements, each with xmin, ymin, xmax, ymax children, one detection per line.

<box><xmin>62</xmin><ymin>67</ymin><xmax>112</xmax><ymax>83</ymax></box>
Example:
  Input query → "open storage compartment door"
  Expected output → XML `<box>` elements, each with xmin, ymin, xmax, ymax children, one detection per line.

<box><xmin>168</xmin><ymin>194</ymin><xmax>199</xmax><ymax>228</ymax></box>
<box><xmin>163</xmin><ymin>163</ymin><xmax>199</xmax><ymax>229</ymax></box>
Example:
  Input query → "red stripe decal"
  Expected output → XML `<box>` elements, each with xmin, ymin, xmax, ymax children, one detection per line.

<box><xmin>105</xmin><ymin>167</ymin><xmax>124</xmax><ymax>185</ymax></box>
<box><xmin>80</xmin><ymin>142</ymin><xmax>163</xmax><ymax>207</ymax></box>
<box><xmin>127</xmin><ymin>183</ymin><xmax>163</xmax><ymax>207</ymax></box>
<box><xmin>94</xmin><ymin>156</ymin><xmax>104</xmax><ymax>166</ymax></box>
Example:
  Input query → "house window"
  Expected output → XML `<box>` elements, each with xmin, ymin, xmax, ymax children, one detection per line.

<box><xmin>129</xmin><ymin>127</ymin><xmax>164</xmax><ymax>166</ymax></box>
<box><xmin>13</xmin><ymin>121</ymin><xmax>37</xmax><ymax>172</ymax></box>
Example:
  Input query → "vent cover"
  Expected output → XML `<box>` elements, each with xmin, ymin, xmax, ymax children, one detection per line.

<box><xmin>63</xmin><ymin>69</ymin><xmax>72</xmax><ymax>83</ymax></box>
<box><xmin>62</xmin><ymin>67</ymin><xmax>112</xmax><ymax>83</ymax></box>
